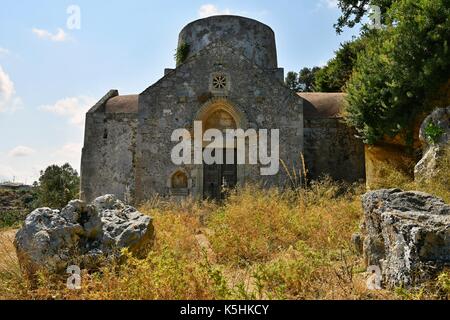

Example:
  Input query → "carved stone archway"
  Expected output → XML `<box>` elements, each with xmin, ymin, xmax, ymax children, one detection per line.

<box><xmin>192</xmin><ymin>98</ymin><xmax>248</xmax><ymax>199</ymax></box>
<box><xmin>195</xmin><ymin>97</ymin><xmax>248</xmax><ymax>130</ymax></box>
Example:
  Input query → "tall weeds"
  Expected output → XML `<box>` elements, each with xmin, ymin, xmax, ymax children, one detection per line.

<box><xmin>0</xmin><ymin>160</ymin><xmax>448</xmax><ymax>300</ymax></box>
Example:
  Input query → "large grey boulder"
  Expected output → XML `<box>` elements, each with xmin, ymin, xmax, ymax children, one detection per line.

<box><xmin>415</xmin><ymin>106</ymin><xmax>450</xmax><ymax>182</ymax></box>
<box><xmin>361</xmin><ymin>189</ymin><xmax>450</xmax><ymax>289</ymax></box>
<box><xmin>14</xmin><ymin>195</ymin><xmax>154</xmax><ymax>277</ymax></box>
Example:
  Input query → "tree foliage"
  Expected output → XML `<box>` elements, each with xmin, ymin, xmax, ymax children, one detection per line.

<box><xmin>345</xmin><ymin>0</ymin><xmax>450</xmax><ymax>144</ymax></box>
<box><xmin>315</xmin><ymin>37</ymin><xmax>367</xmax><ymax>92</ymax></box>
<box><xmin>34</xmin><ymin>163</ymin><xmax>80</xmax><ymax>209</ymax></box>
<box><xmin>287</xmin><ymin>38</ymin><xmax>367</xmax><ymax>93</ymax></box>
<box><xmin>299</xmin><ymin>67</ymin><xmax>322</xmax><ymax>92</ymax></box>
<box><xmin>334</xmin><ymin>0</ymin><xmax>394</xmax><ymax>33</ymax></box>
<box><xmin>285</xmin><ymin>71</ymin><xmax>300</xmax><ymax>91</ymax></box>
<box><xmin>285</xmin><ymin>67</ymin><xmax>321</xmax><ymax>92</ymax></box>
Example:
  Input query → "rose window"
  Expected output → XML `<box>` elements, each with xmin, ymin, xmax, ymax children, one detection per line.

<box><xmin>212</xmin><ymin>75</ymin><xmax>227</xmax><ymax>90</ymax></box>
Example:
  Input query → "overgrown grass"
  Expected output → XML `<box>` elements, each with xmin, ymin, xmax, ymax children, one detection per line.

<box><xmin>0</xmin><ymin>188</ymin><xmax>35</xmax><ymax>228</ymax></box>
<box><xmin>0</xmin><ymin>210</ymin><xmax>27</xmax><ymax>229</ymax></box>
<box><xmin>0</xmin><ymin>161</ymin><xmax>449</xmax><ymax>300</ymax></box>
<box><xmin>370</xmin><ymin>147</ymin><xmax>450</xmax><ymax>203</ymax></box>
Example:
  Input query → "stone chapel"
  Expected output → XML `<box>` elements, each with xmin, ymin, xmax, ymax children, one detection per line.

<box><xmin>81</xmin><ymin>15</ymin><xmax>365</xmax><ymax>203</ymax></box>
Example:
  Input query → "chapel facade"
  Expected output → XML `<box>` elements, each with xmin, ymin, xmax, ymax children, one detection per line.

<box><xmin>81</xmin><ymin>15</ymin><xmax>365</xmax><ymax>203</ymax></box>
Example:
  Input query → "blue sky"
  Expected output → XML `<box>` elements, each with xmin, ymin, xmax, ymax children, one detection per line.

<box><xmin>0</xmin><ymin>0</ymin><xmax>360</xmax><ymax>183</ymax></box>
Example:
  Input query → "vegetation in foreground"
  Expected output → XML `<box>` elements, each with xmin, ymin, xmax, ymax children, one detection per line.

<box><xmin>0</xmin><ymin>163</ymin><xmax>80</xmax><ymax>230</ymax></box>
<box><xmin>0</xmin><ymin>157</ymin><xmax>449</xmax><ymax>300</ymax></box>
<box><xmin>286</xmin><ymin>0</ymin><xmax>450</xmax><ymax>146</ymax></box>
<box><xmin>0</xmin><ymin>188</ymin><xmax>34</xmax><ymax>229</ymax></box>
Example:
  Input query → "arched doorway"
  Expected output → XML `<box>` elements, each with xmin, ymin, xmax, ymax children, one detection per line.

<box><xmin>196</xmin><ymin>99</ymin><xmax>245</xmax><ymax>200</ymax></box>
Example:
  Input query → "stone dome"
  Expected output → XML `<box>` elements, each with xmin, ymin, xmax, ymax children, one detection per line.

<box><xmin>177</xmin><ymin>15</ymin><xmax>278</xmax><ymax>69</ymax></box>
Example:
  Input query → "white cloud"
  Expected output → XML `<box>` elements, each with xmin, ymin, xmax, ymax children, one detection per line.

<box><xmin>0</xmin><ymin>142</ymin><xmax>83</xmax><ymax>184</ymax></box>
<box><xmin>8</xmin><ymin>146</ymin><xmax>36</xmax><ymax>158</ymax></box>
<box><xmin>326</xmin><ymin>0</ymin><xmax>339</xmax><ymax>9</ymax></box>
<box><xmin>0</xmin><ymin>66</ymin><xmax>14</xmax><ymax>101</ymax></box>
<box><xmin>39</xmin><ymin>96</ymin><xmax>96</xmax><ymax>127</ymax></box>
<box><xmin>32</xmin><ymin>28</ymin><xmax>68</xmax><ymax>42</ymax></box>
<box><xmin>198</xmin><ymin>4</ymin><xmax>232</xmax><ymax>18</ymax></box>
<box><xmin>198</xmin><ymin>4</ymin><xmax>269</xmax><ymax>20</ymax></box>
<box><xmin>0</xmin><ymin>65</ymin><xmax>21</xmax><ymax>113</ymax></box>
<box><xmin>0</xmin><ymin>47</ymin><xmax>10</xmax><ymax>57</ymax></box>
<box><xmin>317</xmin><ymin>0</ymin><xmax>339</xmax><ymax>10</ymax></box>
<box><xmin>52</xmin><ymin>143</ymin><xmax>82</xmax><ymax>161</ymax></box>
<box><xmin>51</xmin><ymin>143</ymin><xmax>82</xmax><ymax>174</ymax></box>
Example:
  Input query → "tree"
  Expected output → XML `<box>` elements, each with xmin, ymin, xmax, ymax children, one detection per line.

<box><xmin>286</xmin><ymin>68</ymin><xmax>322</xmax><ymax>92</ymax></box>
<box><xmin>287</xmin><ymin>38</ymin><xmax>367</xmax><ymax>94</ymax></box>
<box><xmin>34</xmin><ymin>163</ymin><xmax>80</xmax><ymax>209</ymax></box>
<box><xmin>285</xmin><ymin>71</ymin><xmax>299</xmax><ymax>91</ymax></box>
<box><xmin>315</xmin><ymin>37</ymin><xmax>367</xmax><ymax>92</ymax></box>
<box><xmin>334</xmin><ymin>0</ymin><xmax>394</xmax><ymax>33</ymax></box>
<box><xmin>345</xmin><ymin>0</ymin><xmax>450</xmax><ymax>144</ymax></box>
<box><xmin>298</xmin><ymin>67</ymin><xmax>321</xmax><ymax>92</ymax></box>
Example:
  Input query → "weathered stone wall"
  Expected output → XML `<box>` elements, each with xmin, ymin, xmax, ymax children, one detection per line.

<box><xmin>304</xmin><ymin>118</ymin><xmax>365</xmax><ymax>182</ymax></box>
<box><xmin>135</xmin><ymin>43</ymin><xmax>303</xmax><ymax>202</ymax></box>
<box><xmin>178</xmin><ymin>16</ymin><xmax>278</xmax><ymax>69</ymax></box>
<box><xmin>81</xmin><ymin>110</ymin><xmax>137</xmax><ymax>203</ymax></box>
<box><xmin>81</xmin><ymin>16</ymin><xmax>368</xmax><ymax>203</ymax></box>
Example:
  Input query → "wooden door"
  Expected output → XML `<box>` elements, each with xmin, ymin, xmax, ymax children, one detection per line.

<box><xmin>203</xmin><ymin>149</ymin><xmax>237</xmax><ymax>200</ymax></box>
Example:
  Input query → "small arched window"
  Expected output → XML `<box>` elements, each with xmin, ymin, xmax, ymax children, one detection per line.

<box><xmin>170</xmin><ymin>170</ymin><xmax>189</xmax><ymax>197</ymax></box>
<box><xmin>171</xmin><ymin>171</ymin><xmax>188</xmax><ymax>189</ymax></box>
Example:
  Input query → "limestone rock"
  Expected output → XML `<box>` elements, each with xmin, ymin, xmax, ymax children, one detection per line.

<box><xmin>14</xmin><ymin>195</ymin><xmax>154</xmax><ymax>277</ymax></box>
<box><xmin>361</xmin><ymin>189</ymin><xmax>450</xmax><ymax>288</ymax></box>
<box><xmin>415</xmin><ymin>106</ymin><xmax>450</xmax><ymax>182</ymax></box>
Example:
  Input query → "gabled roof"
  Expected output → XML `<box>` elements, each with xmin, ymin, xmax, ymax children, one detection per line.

<box><xmin>141</xmin><ymin>41</ymin><xmax>299</xmax><ymax>102</ymax></box>
<box><xmin>297</xmin><ymin>92</ymin><xmax>346</xmax><ymax>119</ymax></box>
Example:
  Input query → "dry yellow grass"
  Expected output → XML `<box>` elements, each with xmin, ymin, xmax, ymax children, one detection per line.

<box><xmin>370</xmin><ymin>147</ymin><xmax>450</xmax><ymax>203</ymax></box>
<box><xmin>0</xmin><ymin>158</ymin><xmax>449</xmax><ymax>300</ymax></box>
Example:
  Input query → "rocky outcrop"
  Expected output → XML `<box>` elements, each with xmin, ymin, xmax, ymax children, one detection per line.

<box><xmin>361</xmin><ymin>189</ymin><xmax>450</xmax><ymax>288</ymax></box>
<box><xmin>415</xmin><ymin>106</ymin><xmax>450</xmax><ymax>182</ymax></box>
<box><xmin>14</xmin><ymin>195</ymin><xmax>154</xmax><ymax>277</ymax></box>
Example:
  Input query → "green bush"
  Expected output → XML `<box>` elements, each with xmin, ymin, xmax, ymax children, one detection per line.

<box><xmin>314</xmin><ymin>37</ymin><xmax>367</xmax><ymax>92</ymax></box>
<box><xmin>424</xmin><ymin>122</ymin><xmax>445</xmax><ymax>144</ymax></box>
<box><xmin>175</xmin><ymin>42</ymin><xmax>190</xmax><ymax>65</ymax></box>
<box><xmin>0</xmin><ymin>210</ymin><xmax>27</xmax><ymax>229</ymax></box>
<box><xmin>345</xmin><ymin>0</ymin><xmax>450</xmax><ymax>144</ymax></box>
<box><xmin>34</xmin><ymin>163</ymin><xmax>80</xmax><ymax>209</ymax></box>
